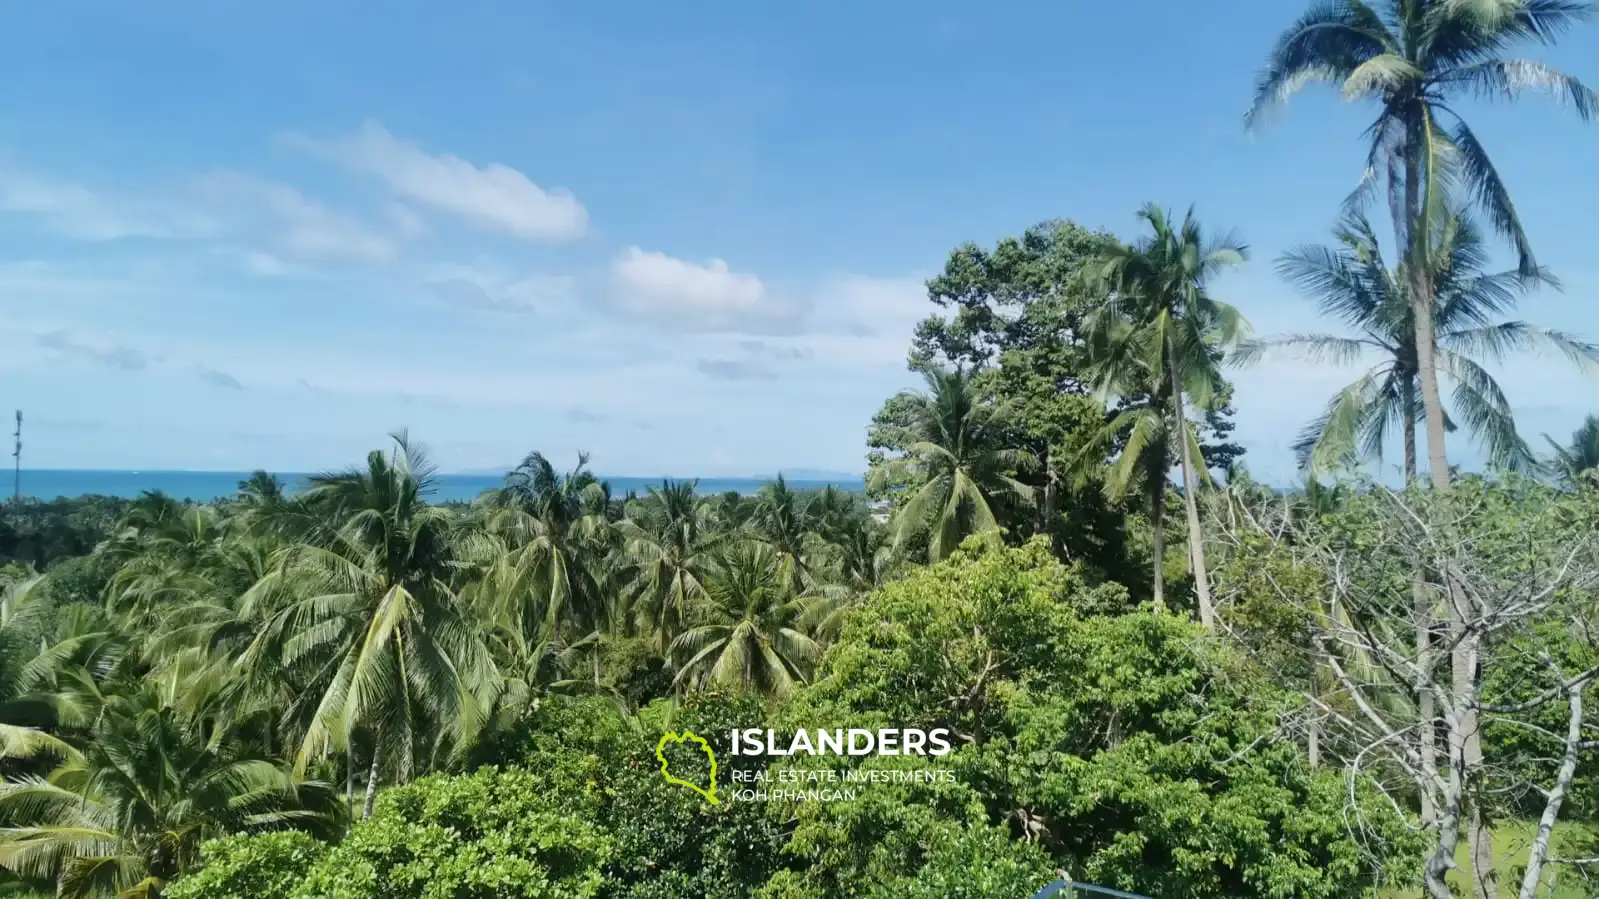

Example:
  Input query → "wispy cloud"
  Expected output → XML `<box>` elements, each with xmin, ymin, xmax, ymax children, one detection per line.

<box><xmin>37</xmin><ymin>329</ymin><xmax>152</xmax><ymax>370</ymax></box>
<box><xmin>738</xmin><ymin>339</ymin><xmax>813</xmax><ymax>360</ymax></box>
<box><xmin>194</xmin><ymin>364</ymin><xmax>245</xmax><ymax>390</ymax></box>
<box><xmin>424</xmin><ymin>264</ymin><xmax>577</xmax><ymax>315</ymax></box>
<box><xmin>610</xmin><ymin>247</ymin><xmax>803</xmax><ymax>334</ymax></box>
<box><xmin>0</xmin><ymin>167</ymin><xmax>217</xmax><ymax>241</ymax></box>
<box><xmin>0</xmin><ymin>161</ymin><xmax>413</xmax><ymax>268</ymax></box>
<box><xmin>286</xmin><ymin>121</ymin><xmax>588</xmax><ymax>242</ymax></box>
<box><xmin>697</xmin><ymin>358</ymin><xmax>778</xmax><ymax>381</ymax></box>
<box><xmin>33</xmin><ymin>329</ymin><xmax>252</xmax><ymax>393</ymax></box>
<box><xmin>196</xmin><ymin>172</ymin><xmax>406</xmax><ymax>263</ymax></box>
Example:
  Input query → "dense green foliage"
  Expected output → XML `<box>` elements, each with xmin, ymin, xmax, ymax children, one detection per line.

<box><xmin>6</xmin><ymin>4</ymin><xmax>1599</xmax><ymax>890</ymax></box>
<box><xmin>164</xmin><ymin>833</ymin><xmax>327</xmax><ymax>899</ymax></box>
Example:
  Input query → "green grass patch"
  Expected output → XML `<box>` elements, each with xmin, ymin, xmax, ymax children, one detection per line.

<box><xmin>1380</xmin><ymin>820</ymin><xmax>1598</xmax><ymax>898</ymax></box>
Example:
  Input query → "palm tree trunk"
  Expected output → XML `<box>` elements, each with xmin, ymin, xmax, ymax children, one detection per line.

<box><xmin>1169</xmin><ymin>379</ymin><xmax>1214</xmax><ymax>630</ymax></box>
<box><xmin>362</xmin><ymin>741</ymin><xmax>383</xmax><ymax>821</ymax></box>
<box><xmin>1404</xmin><ymin>410</ymin><xmax>1418</xmax><ymax>485</ymax></box>
<box><xmin>1410</xmin><ymin>238</ymin><xmax>1451</xmax><ymax>491</ymax></box>
<box><xmin>1404</xmin><ymin>124</ymin><xmax>1493</xmax><ymax>899</ymax></box>
<box><xmin>1402</xmin><ymin>124</ymin><xmax>1450</xmax><ymax>494</ymax></box>
<box><xmin>1405</xmin><ymin>391</ymin><xmax>1439</xmax><ymax>828</ymax></box>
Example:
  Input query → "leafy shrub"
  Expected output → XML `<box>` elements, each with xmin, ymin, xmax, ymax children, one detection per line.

<box><xmin>292</xmin><ymin>767</ymin><xmax>612</xmax><ymax>898</ymax></box>
<box><xmin>444</xmin><ymin>692</ymin><xmax>790</xmax><ymax>898</ymax></box>
<box><xmin>787</xmin><ymin>537</ymin><xmax>1420</xmax><ymax>899</ymax></box>
<box><xmin>200</xmin><ymin>538</ymin><xmax>1420</xmax><ymax>899</ymax></box>
<box><xmin>166</xmin><ymin>832</ymin><xmax>328</xmax><ymax>899</ymax></box>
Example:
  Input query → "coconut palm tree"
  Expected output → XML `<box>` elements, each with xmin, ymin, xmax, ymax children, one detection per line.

<box><xmin>1073</xmin><ymin>383</ymin><xmax>1178</xmax><ymax>611</ymax></box>
<box><xmin>748</xmin><ymin>475</ymin><xmax>818</xmax><ymax>587</ymax></box>
<box><xmin>1545</xmin><ymin>414</ymin><xmax>1599</xmax><ymax>487</ymax></box>
<box><xmin>668</xmin><ymin>542</ymin><xmax>824</xmax><ymax>697</ymax></box>
<box><xmin>481</xmin><ymin>451</ymin><xmax>614</xmax><ymax>639</ymax></box>
<box><xmin>1244</xmin><ymin>207</ymin><xmax>1596</xmax><ymax>478</ymax></box>
<box><xmin>1</xmin><ymin>595</ymin><xmax>134</xmax><ymax>769</ymax></box>
<box><xmin>1252</xmin><ymin>14</ymin><xmax>1599</xmax><ymax>888</ymax></box>
<box><xmin>868</xmin><ymin>367</ymin><xmax>1036</xmax><ymax>563</ymax></box>
<box><xmin>1087</xmin><ymin>204</ymin><xmax>1249</xmax><ymax>629</ymax></box>
<box><xmin>617</xmin><ymin>480</ymin><xmax>717</xmax><ymax>655</ymax></box>
<box><xmin>0</xmin><ymin>574</ymin><xmax>79</xmax><ymax>762</ymax></box>
<box><xmin>0</xmin><ymin>688</ymin><xmax>340</xmax><ymax>898</ymax></box>
<box><xmin>806</xmin><ymin>485</ymin><xmax>858</xmax><ymax>544</ymax></box>
<box><xmin>235</xmin><ymin>471</ymin><xmax>286</xmax><ymax>509</ymax></box>
<box><xmin>1249</xmin><ymin>0</ymin><xmax>1599</xmax><ymax>495</ymax></box>
<box><xmin>239</xmin><ymin>432</ymin><xmax>497</xmax><ymax>819</ymax></box>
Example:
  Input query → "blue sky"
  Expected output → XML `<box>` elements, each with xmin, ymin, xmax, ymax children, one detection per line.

<box><xmin>1</xmin><ymin>0</ymin><xmax>1596</xmax><ymax>481</ymax></box>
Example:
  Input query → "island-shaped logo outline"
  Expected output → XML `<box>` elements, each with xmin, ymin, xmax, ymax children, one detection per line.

<box><xmin>656</xmin><ymin>730</ymin><xmax>719</xmax><ymax>805</ymax></box>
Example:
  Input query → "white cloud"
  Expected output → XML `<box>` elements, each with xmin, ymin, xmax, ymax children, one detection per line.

<box><xmin>609</xmin><ymin>247</ymin><xmax>803</xmax><ymax>333</ymax></box>
<box><xmin>423</xmin><ymin>262</ymin><xmax>577</xmax><ymax>315</ymax></box>
<box><xmin>0</xmin><ymin>161</ymin><xmax>411</xmax><ymax>266</ymax></box>
<box><xmin>779</xmin><ymin>273</ymin><xmax>932</xmax><ymax>369</ymax></box>
<box><xmin>22</xmin><ymin>326</ymin><xmax>251</xmax><ymax>394</ymax></box>
<box><xmin>810</xmin><ymin>273</ymin><xmax>932</xmax><ymax>337</ymax></box>
<box><xmin>238</xmin><ymin>250</ymin><xmax>302</xmax><ymax>278</ymax></box>
<box><xmin>37</xmin><ymin>329</ymin><xmax>153</xmax><ymax>370</ymax></box>
<box><xmin>194</xmin><ymin>364</ymin><xmax>245</xmax><ymax>390</ymax></box>
<box><xmin>289</xmin><ymin>122</ymin><xmax>588</xmax><ymax>241</ymax></box>
<box><xmin>196</xmin><ymin>173</ymin><xmax>403</xmax><ymax>263</ymax></box>
<box><xmin>738</xmin><ymin>339</ymin><xmax>812</xmax><ymax>361</ymax></box>
<box><xmin>697</xmin><ymin>358</ymin><xmax>778</xmax><ymax>381</ymax></box>
<box><xmin>0</xmin><ymin>167</ymin><xmax>217</xmax><ymax>241</ymax></box>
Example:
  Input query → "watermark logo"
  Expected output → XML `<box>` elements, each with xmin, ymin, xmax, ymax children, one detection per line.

<box><xmin>654</xmin><ymin>727</ymin><xmax>957</xmax><ymax>805</ymax></box>
<box><xmin>656</xmin><ymin>730</ymin><xmax>719</xmax><ymax>805</ymax></box>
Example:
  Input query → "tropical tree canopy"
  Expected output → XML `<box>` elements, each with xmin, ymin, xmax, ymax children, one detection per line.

<box><xmin>868</xmin><ymin>367</ymin><xmax>1037</xmax><ymax>563</ymax></box>
<box><xmin>1245</xmin><ymin>206</ymin><xmax>1598</xmax><ymax>476</ymax></box>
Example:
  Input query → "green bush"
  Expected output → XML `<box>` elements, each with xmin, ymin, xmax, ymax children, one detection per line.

<box><xmin>420</xmin><ymin>693</ymin><xmax>790</xmax><ymax>898</ymax></box>
<box><xmin>166</xmin><ymin>832</ymin><xmax>328</xmax><ymax>899</ymax></box>
<box><xmin>182</xmin><ymin>538</ymin><xmax>1420</xmax><ymax>899</ymax></box>
<box><xmin>291</xmin><ymin>767</ymin><xmax>613</xmax><ymax>898</ymax></box>
<box><xmin>787</xmin><ymin>537</ymin><xmax>1420</xmax><ymax>899</ymax></box>
<box><xmin>537</xmin><ymin>693</ymin><xmax>791</xmax><ymax>898</ymax></box>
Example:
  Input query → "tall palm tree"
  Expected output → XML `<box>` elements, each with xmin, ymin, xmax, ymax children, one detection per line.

<box><xmin>0</xmin><ymin>689</ymin><xmax>340</xmax><ymax>898</ymax></box>
<box><xmin>749</xmin><ymin>475</ymin><xmax>818</xmax><ymax>587</ymax></box>
<box><xmin>867</xmin><ymin>367</ymin><xmax>1036</xmax><ymax>563</ymax></box>
<box><xmin>115</xmin><ymin>492</ymin><xmax>184</xmax><ymax>540</ymax></box>
<box><xmin>1088</xmin><ymin>204</ymin><xmax>1249</xmax><ymax>629</ymax></box>
<box><xmin>1245</xmin><ymin>207</ymin><xmax>1596</xmax><ymax>478</ymax></box>
<box><xmin>0</xmin><ymin>574</ymin><xmax>81</xmax><ymax>762</ymax></box>
<box><xmin>481</xmin><ymin>451</ymin><xmax>614</xmax><ymax>639</ymax></box>
<box><xmin>1249</xmin><ymin>0</ymin><xmax>1598</xmax><ymax>494</ymax></box>
<box><xmin>806</xmin><ymin>485</ymin><xmax>858</xmax><ymax>545</ymax></box>
<box><xmin>1071</xmin><ymin>342</ymin><xmax>1177</xmax><ymax>609</ymax></box>
<box><xmin>235</xmin><ymin>471</ymin><xmax>286</xmax><ymax>509</ymax></box>
<box><xmin>1545</xmin><ymin>414</ymin><xmax>1599</xmax><ymax>487</ymax></box>
<box><xmin>617</xmin><ymin>480</ymin><xmax>717</xmax><ymax>655</ymax></box>
<box><xmin>668</xmin><ymin>542</ymin><xmax>824</xmax><ymax>698</ymax></box>
<box><xmin>239</xmin><ymin>432</ymin><xmax>497</xmax><ymax>819</ymax></box>
<box><xmin>1251</xmin><ymin>15</ymin><xmax>1598</xmax><ymax>890</ymax></box>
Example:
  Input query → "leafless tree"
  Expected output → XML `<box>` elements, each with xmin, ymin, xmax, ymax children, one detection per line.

<box><xmin>1213</xmin><ymin>483</ymin><xmax>1599</xmax><ymax>899</ymax></box>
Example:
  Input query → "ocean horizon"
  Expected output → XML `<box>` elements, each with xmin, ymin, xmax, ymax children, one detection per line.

<box><xmin>11</xmin><ymin>469</ymin><xmax>867</xmax><ymax>504</ymax></box>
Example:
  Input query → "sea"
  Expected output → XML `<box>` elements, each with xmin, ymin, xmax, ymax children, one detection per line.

<box><xmin>13</xmin><ymin>469</ymin><xmax>866</xmax><ymax>504</ymax></box>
